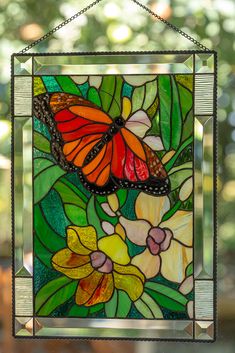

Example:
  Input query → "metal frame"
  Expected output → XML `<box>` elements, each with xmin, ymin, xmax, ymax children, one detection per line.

<box><xmin>11</xmin><ymin>50</ymin><xmax>217</xmax><ymax>341</ymax></box>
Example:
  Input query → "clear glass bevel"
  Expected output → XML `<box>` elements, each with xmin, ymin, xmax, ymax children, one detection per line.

<box><xmin>194</xmin><ymin>116</ymin><xmax>214</xmax><ymax>279</ymax></box>
<box><xmin>194</xmin><ymin>321</ymin><xmax>214</xmax><ymax>340</ymax></box>
<box><xmin>14</xmin><ymin>117</ymin><xmax>33</xmax><ymax>276</ymax></box>
<box><xmin>15</xmin><ymin>317</ymin><xmax>34</xmax><ymax>336</ymax></box>
<box><xmin>34</xmin><ymin>318</ymin><xmax>193</xmax><ymax>339</ymax></box>
<box><xmin>33</xmin><ymin>53</ymin><xmax>193</xmax><ymax>75</ymax></box>
<box><xmin>195</xmin><ymin>54</ymin><xmax>214</xmax><ymax>73</ymax></box>
<box><xmin>14</xmin><ymin>56</ymin><xmax>33</xmax><ymax>75</ymax></box>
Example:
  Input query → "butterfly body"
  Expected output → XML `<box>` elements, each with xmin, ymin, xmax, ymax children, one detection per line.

<box><xmin>34</xmin><ymin>92</ymin><xmax>171</xmax><ymax>196</ymax></box>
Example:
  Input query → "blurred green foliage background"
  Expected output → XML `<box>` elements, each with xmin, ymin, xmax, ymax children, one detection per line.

<box><xmin>0</xmin><ymin>0</ymin><xmax>234</xmax><ymax>351</ymax></box>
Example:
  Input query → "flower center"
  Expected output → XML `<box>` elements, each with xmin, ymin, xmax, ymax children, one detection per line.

<box><xmin>90</xmin><ymin>251</ymin><xmax>113</xmax><ymax>273</ymax></box>
<box><xmin>146</xmin><ymin>227</ymin><xmax>173</xmax><ymax>255</ymax></box>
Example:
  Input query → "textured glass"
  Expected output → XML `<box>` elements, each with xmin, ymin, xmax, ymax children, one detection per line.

<box><xmin>15</xmin><ymin>278</ymin><xmax>33</xmax><ymax>316</ymax></box>
<box><xmin>195</xmin><ymin>74</ymin><xmax>214</xmax><ymax>115</ymax></box>
<box><xmin>14</xmin><ymin>117</ymin><xmax>33</xmax><ymax>276</ymax></box>
<box><xmin>194</xmin><ymin>116</ymin><xmax>214</xmax><ymax>279</ymax></box>
<box><xmin>14</xmin><ymin>77</ymin><xmax>32</xmax><ymax>116</ymax></box>
<box><xmin>195</xmin><ymin>280</ymin><xmax>214</xmax><ymax>319</ymax></box>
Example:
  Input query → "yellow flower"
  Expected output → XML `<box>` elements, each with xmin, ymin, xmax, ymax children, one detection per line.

<box><xmin>119</xmin><ymin>193</ymin><xmax>192</xmax><ymax>283</ymax></box>
<box><xmin>52</xmin><ymin>225</ymin><xmax>144</xmax><ymax>306</ymax></box>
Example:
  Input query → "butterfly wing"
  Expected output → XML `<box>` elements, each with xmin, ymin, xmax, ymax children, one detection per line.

<box><xmin>34</xmin><ymin>92</ymin><xmax>119</xmax><ymax>193</ymax></box>
<box><xmin>110</xmin><ymin>128</ymin><xmax>170</xmax><ymax>195</ymax></box>
<box><xmin>34</xmin><ymin>92</ymin><xmax>170</xmax><ymax>196</ymax></box>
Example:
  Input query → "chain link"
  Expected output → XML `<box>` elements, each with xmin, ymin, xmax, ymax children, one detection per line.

<box><xmin>18</xmin><ymin>0</ymin><xmax>210</xmax><ymax>54</ymax></box>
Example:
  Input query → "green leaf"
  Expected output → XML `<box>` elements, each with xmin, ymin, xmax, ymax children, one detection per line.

<box><xmin>169</xmin><ymin>168</ymin><xmax>192</xmax><ymax>190</ymax></box>
<box><xmin>132</xmin><ymin>85</ymin><xmax>145</xmax><ymax>112</ymax></box>
<box><xmin>56</xmin><ymin>76</ymin><xmax>82</xmax><ymax>96</ymax></box>
<box><xmin>34</xmin><ymin>158</ymin><xmax>54</xmax><ymax>176</ymax></box>
<box><xmin>68</xmin><ymin>304</ymin><xmax>89</xmax><ymax>317</ymax></box>
<box><xmin>158</xmin><ymin>75</ymin><xmax>182</xmax><ymax>151</ymax></box>
<box><xmin>34</xmin><ymin>160</ymin><xmax>66</xmax><ymax>203</ymax></box>
<box><xmin>54</xmin><ymin>180</ymin><xmax>86</xmax><ymax>209</ymax></box>
<box><xmin>116</xmin><ymin>290</ymin><xmax>132</xmax><ymax>318</ymax></box>
<box><xmin>88</xmin><ymin>87</ymin><xmax>101</xmax><ymax>106</ymax></box>
<box><xmin>143</xmin><ymin>80</ymin><xmax>158</xmax><ymax>110</ymax></box>
<box><xmin>171</xmin><ymin>77</ymin><xmax>182</xmax><ymax>149</ymax></box>
<box><xmin>134</xmin><ymin>292</ymin><xmax>163</xmax><ymax>318</ymax></box>
<box><xmin>34</xmin><ymin>77</ymin><xmax>46</xmax><ymax>96</ymax></box>
<box><xmin>34</xmin><ymin>204</ymin><xmax>66</xmax><ymax>252</ymax></box>
<box><xmin>186</xmin><ymin>262</ymin><xmax>193</xmax><ymax>277</ymax></box>
<box><xmin>87</xmin><ymin>195</ymin><xmax>105</xmax><ymax>237</ymax></box>
<box><xmin>59</xmin><ymin>177</ymin><xmax>88</xmax><ymax>203</ymax></box>
<box><xmin>105</xmin><ymin>290</ymin><xmax>131</xmax><ymax>318</ymax></box>
<box><xmin>182</xmin><ymin>109</ymin><xmax>193</xmax><ymax>141</ymax></box>
<box><xmin>165</xmin><ymin>135</ymin><xmax>193</xmax><ymax>172</ymax></box>
<box><xmin>105</xmin><ymin>289</ymin><xmax>118</xmax><ymax>318</ymax></box>
<box><xmin>116</xmin><ymin>189</ymin><xmax>128</xmax><ymax>208</ymax></box>
<box><xmin>100</xmin><ymin>76</ymin><xmax>115</xmax><ymax>113</ymax></box>
<box><xmin>34</xmin><ymin>132</ymin><xmax>51</xmax><ymax>153</ymax></box>
<box><xmin>37</xmin><ymin>280</ymin><xmax>77</xmax><ymax>316</ymax></box>
<box><xmin>34</xmin><ymin>233</ymin><xmax>53</xmax><ymax>268</ymax></box>
<box><xmin>64</xmin><ymin>204</ymin><xmax>87</xmax><ymax>226</ymax></box>
<box><xmin>145</xmin><ymin>282</ymin><xmax>188</xmax><ymax>312</ymax></box>
<box><xmin>89</xmin><ymin>303</ymin><xmax>104</xmax><ymax>314</ymax></box>
<box><xmin>177</xmin><ymin>83</ymin><xmax>193</xmax><ymax>121</ymax></box>
<box><xmin>35</xmin><ymin>276</ymin><xmax>73</xmax><ymax>313</ymax></box>
<box><xmin>108</xmin><ymin>76</ymin><xmax>123</xmax><ymax>118</ymax></box>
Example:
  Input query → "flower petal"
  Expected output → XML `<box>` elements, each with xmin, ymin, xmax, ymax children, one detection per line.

<box><xmin>115</xmin><ymin>223</ymin><xmax>126</xmax><ymax>240</ymax></box>
<box><xmin>113</xmin><ymin>264</ymin><xmax>144</xmax><ymax>301</ymax></box>
<box><xmin>135</xmin><ymin>193</ymin><xmax>170</xmax><ymax>226</ymax></box>
<box><xmin>179</xmin><ymin>177</ymin><xmax>193</xmax><ymax>201</ymax></box>
<box><xmin>67</xmin><ymin>225</ymin><xmax>97</xmax><ymax>254</ymax></box>
<box><xmin>161</xmin><ymin>150</ymin><xmax>176</xmax><ymax>164</ymax></box>
<box><xmin>160</xmin><ymin>211</ymin><xmax>193</xmax><ymax>246</ymax></box>
<box><xmin>179</xmin><ymin>275</ymin><xmax>193</xmax><ymax>295</ymax></box>
<box><xmin>160</xmin><ymin>239</ymin><xmax>192</xmax><ymax>283</ymax></box>
<box><xmin>187</xmin><ymin>301</ymin><xmax>194</xmax><ymax>319</ymax></box>
<box><xmin>89</xmin><ymin>76</ymin><xmax>102</xmax><ymax>89</ymax></box>
<box><xmin>143</xmin><ymin>136</ymin><xmax>164</xmax><ymax>151</ymax></box>
<box><xmin>107</xmin><ymin>194</ymin><xmax>119</xmax><ymax>212</ymax></box>
<box><xmin>125</xmin><ymin>110</ymin><xmax>151</xmax><ymax>138</ymax></box>
<box><xmin>52</xmin><ymin>248</ymin><xmax>93</xmax><ymax>279</ymax></box>
<box><xmin>131</xmin><ymin>249</ymin><xmax>161</xmax><ymax>279</ymax></box>
<box><xmin>76</xmin><ymin>271</ymin><xmax>114</xmax><ymax>306</ymax></box>
<box><xmin>122</xmin><ymin>97</ymin><xmax>132</xmax><ymax>120</ymax></box>
<box><xmin>98</xmin><ymin>234</ymin><xmax>130</xmax><ymax>265</ymax></box>
<box><xmin>123</xmin><ymin>75</ymin><xmax>156</xmax><ymax>86</ymax></box>
<box><xmin>102</xmin><ymin>221</ymin><xmax>114</xmax><ymax>235</ymax></box>
<box><xmin>101</xmin><ymin>203</ymin><xmax>116</xmax><ymax>217</ymax></box>
<box><xmin>72</xmin><ymin>76</ymin><xmax>88</xmax><ymax>85</ymax></box>
<box><xmin>119</xmin><ymin>216</ymin><xmax>151</xmax><ymax>245</ymax></box>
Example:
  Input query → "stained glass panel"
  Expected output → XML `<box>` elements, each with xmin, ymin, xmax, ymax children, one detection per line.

<box><xmin>12</xmin><ymin>51</ymin><xmax>216</xmax><ymax>341</ymax></box>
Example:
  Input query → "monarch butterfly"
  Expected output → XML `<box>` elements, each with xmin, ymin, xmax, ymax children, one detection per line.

<box><xmin>34</xmin><ymin>92</ymin><xmax>170</xmax><ymax>196</ymax></box>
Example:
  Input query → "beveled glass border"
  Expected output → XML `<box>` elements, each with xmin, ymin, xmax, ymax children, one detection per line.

<box><xmin>12</xmin><ymin>50</ymin><xmax>217</xmax><ymax>341</ymax></box>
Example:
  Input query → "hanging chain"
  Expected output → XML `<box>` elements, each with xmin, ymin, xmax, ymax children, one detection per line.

<box><xmin>18</xmin><ymin>0</ymin><xmax>210</xmax><ymax>54</ymax></box>
<box><xmin>131</xmin><ymin>0</ymin><xmax>210</xmax><ymax>51</ymax></box>
<box><xmin>18</xmin><ymin>0</ymin><xmax>104</xmax><ymax>54</ymax></box>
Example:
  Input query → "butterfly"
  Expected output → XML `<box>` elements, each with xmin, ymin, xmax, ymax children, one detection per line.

<box><xmin>33</xmin><ymin>92</ymin><xmax>170</xmax><ymax>196</ymax></box>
